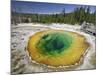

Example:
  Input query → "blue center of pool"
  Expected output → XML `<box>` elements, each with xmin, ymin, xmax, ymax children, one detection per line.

<box><xmin>36</xmin><ymin>32</ymin><xmax>73</xmax><ymax>55</ymax></box>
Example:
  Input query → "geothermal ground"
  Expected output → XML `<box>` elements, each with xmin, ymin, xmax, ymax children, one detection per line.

<box><xmin>11</xmin><ymin>23</ymin><xmax>96</xmax><ymax>74</ymax></box>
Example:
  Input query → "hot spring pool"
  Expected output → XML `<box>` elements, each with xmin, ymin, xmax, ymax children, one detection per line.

<box><xmin>27</xmin><ymin>29</ymin><xmax>89</xmax><ymax>67</ymax></box>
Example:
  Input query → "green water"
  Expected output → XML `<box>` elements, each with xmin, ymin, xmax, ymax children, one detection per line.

<box><xmin>36</xmin><ymin>32</ymin><xmax>73</xmax><ymax>55</ymax></box>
